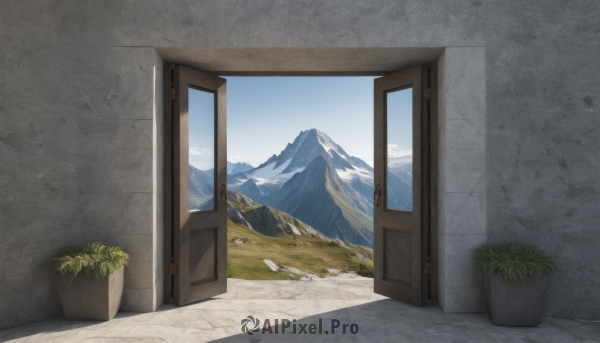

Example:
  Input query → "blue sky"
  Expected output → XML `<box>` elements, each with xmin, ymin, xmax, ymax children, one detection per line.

<box><xmin>188</xmin><ymin>76</ymin><xmax>413</xmax><ymax>170</ymax></box>
<box><xmin>386</xmin><ymin>87</ymin><xmax>413</xmax><ymax>159</ymax></box>
<box><xmin>188</xmin><ymin>87</ymin><xmax>215</xmax><ymax>171</ymax></box>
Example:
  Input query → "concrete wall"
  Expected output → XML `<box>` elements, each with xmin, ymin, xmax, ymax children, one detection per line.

<box><xmin>484</xmin><ymin>2</ymin><xmax>600</xmax><ymax>319</ymax></box>
<box><xmin>437</xmin><ymin>48</ymin><xmax>487</xmax><ymax>312</ymax></box>
<box><xmin>0</xmin><ymin>42</ymin><xmax>163</xmax><ymax>328</ymax></box>
<box><xmin>1</xmin><ymin>0</ymin><xmax>599</xmax><ymax>329</ymax></box>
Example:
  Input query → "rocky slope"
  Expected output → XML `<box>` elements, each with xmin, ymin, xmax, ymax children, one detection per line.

<box><xmin>268</xmin><ymin>156</ymin><xmax>374</xmax><ymax>247</ymax></box>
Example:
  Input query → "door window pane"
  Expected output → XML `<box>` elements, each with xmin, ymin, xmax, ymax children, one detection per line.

<box><xmin>386</xmin><ymin>87</ymin><xmax>413</xmax><ymax>211</ymax></box>
<box><xmin>188</xmin><ymin>87</ymin><xmax>216</xmax><ymax>211</ymax></box>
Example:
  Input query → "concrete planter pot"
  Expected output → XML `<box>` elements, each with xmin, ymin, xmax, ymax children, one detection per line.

<box><xmin>483</xmin><ymin>271</ymin><xmax>548</xmax><ymax>327</ymax></box>
<box><xmin>56</xmin><ymin>267</ymin><xmax>124</xmax><ymax>321</ymax></box>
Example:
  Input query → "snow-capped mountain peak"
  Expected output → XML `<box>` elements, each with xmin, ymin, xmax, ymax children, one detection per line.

<box><xmin>228</xmin><ymin>129</ymin><xmax>374</xmax><ymax>190</ymax></box>
<box><xmin>206</xmin><ymin>129</ymin><xmax>412</xmax><ymax>247</ymax></box>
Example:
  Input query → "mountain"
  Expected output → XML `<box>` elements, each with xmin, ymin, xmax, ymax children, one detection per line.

<box><xmin>269</xmin><ymin>155</ymin><xmax>374</xmax><ymax>248</ymax></box>
<box><xmin>227</xmin><ymin>190</ymin><xmax>375</xmax><ymax>281</ymax></box>
<box><xmin>189</xmin><ymin>165</ymin><xmax>214</xmax><ymax>210</ymax></box>
<box><xmin>228</xmin><ymin>161</ymin><xmax>254</xmax><ymax>175</ymax></box>
<box><xmin>203</xmin><ymin>161</ymin><xmax>254</xmax><ymax>176</ymax></box>
<box><xmin>227</xmin><ymin>191</ymin><xmax>373</xmax><ymax>263</ymax></box>
<box><xmin>227</xmin><ymin>191</ymin><xmax>328</xmax><ymax>239</ymax></box>
<box><xmin>229</xmin><ymin>178</ymin><xmax>279</xmax><ymax>204</ymax></box>
<box><xmin>386</xmin><ymin>172</ymin><xmax>413</xmax><ymax>210</ymax></box>
<box><xmin>228</xmin><ymin>129</ymin><xmax>374</xmax><ymax>204</ymax></box>
<box><xmin>189</xmin><ymin>129</ymin><xmax>412</xmax><ymax>248</ymax></box>
<box><xmin>387</xmin><ymin>148</ymin><xmax>413</xmax><ymax>185</ymax></box>
<box><xmin>259</xmin><ymin>129</ymin><xmax>371</xmax><ymax>173</ymax></box>
<box><xmin>226</xmin><ymin>190</ymin><xmax>374</xmax><ymax>278</ymax></box>
<box><xmin>234</xmin><ymin>179</ymin><xmax>265</xmax><ymax>203</ymax></box>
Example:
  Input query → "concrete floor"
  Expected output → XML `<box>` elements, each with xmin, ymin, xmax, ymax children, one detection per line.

<box><xmin>1</xmin><ymin>278</ymin><xmax>598</xmax><ymax>343</ymax></box>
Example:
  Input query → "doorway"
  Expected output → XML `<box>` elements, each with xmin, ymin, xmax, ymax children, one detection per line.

<box><xmin>223</xmin><ymin>76</ymin><xmax>378</xmax><ymax>283</ymax></box>
<box><xmin>162</xmin><ymin>63</ymin><xmax>438</xmax><ymax>308</ymax></box>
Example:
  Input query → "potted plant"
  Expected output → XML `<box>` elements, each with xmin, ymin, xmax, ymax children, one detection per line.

<box><xmin>476</xmin><ymin>243</ymin><xmax>559</xmax><ymax>327</ymax></box>
<box><xmin>44</xmin><ymin>242</ymin><xmax>129</xmax><ymax>321</ymax></box>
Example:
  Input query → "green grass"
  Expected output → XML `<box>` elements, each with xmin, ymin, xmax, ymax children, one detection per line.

<box><xmin>227</xmin><ymin>219</ymin><xmax>373</xmax><ymax>280</ymax></box>
<box><xmin>476</xmin><ymin>243</ymin><xmax>559</xmax><ymax>281</ymax></box>
<box><xmin>357</xmin><ymin>263</ymin><xmax>374</xmax><ymax>278</ymax></box>
<box><xmin>44</xmin><ymin>242</ymin><xmax>129</xmax><ymax>285</ymax></box>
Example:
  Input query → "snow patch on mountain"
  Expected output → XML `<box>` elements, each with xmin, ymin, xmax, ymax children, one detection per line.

<box><xmin>252</xmin><ymin>160</ymin><xmax>291</xmax><ymax>179</ymax></box>
<box><xmin>248</xmin><ymin>159</ymin><xmax>306</xmax><ymax>186</ymax></box>
<box><xmin>335</xmin><ymin>167</ymin><xmax>373</xmax><ymax>182</ymax></box>
<box><xmin>255</xmin><ymin>168</ymin><xmax>306</xmax><ymax>185</ymax></box>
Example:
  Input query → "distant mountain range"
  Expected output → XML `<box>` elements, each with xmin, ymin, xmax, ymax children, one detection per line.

<box><xmin>189</xmin><ymin>165</ymin><xmax>214</xmax><ymax>210</ymax></box>
<box><xmin>189</xmin><ymin>129</ymin><xmax>413</xmax><ymax>248</ymax></box>
<box><xmin>203</xmin><ymin>161</ymin><xmax>254</xmax><ymax>177</ymax></box>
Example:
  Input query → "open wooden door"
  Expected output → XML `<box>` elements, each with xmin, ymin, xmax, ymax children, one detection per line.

<box><xmin>374</xmin><ymin>64</ymin><xmax>431</xmax><ymax>306</ymax></box>
<box><xmin>171</xmin><ymin>65</ymin><xmax>227</xmax><ymax>306</ymax></box>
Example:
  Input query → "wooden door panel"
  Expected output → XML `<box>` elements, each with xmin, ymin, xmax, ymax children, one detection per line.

<box><xmin>383</xmin><ymin>229</ymin><xmax>412</xmax><ymax>285</ymax></box>
<box><xmin>188</xmin><ymin>228</ymin><xmax>217</xmax><ymax>284</ymax></box>
<box><xmin>173</xmin><ymin>65</ymin><xmax>227</xmax><ymax>306</ymax></box>
<box><xmin>374</xmin><ymin>64</ymin><xmax>429</xmax><ymax>306</ymax></box>
<box><xmin>379</xmin><ymin>215</ymin><xmax>412</xmax><ymax>229</ymax></box>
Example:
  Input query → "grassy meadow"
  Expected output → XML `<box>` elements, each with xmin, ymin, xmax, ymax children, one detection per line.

<box><xmin>227</xmin><ymin>219</ymin><xmax>374</xmax><ymax>280</ymax></box>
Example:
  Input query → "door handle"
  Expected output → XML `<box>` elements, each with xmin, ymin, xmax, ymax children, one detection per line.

<box><xmin>374</xmin><ymin>183</ymin><xmax>382</xmax><ymax>207</ymax></box>
<box><xmin>220</xmin><ymin>184</ymin><xmax>227</xmax><ymax>205</ymax></box>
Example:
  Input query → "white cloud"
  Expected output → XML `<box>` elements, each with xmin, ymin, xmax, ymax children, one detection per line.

<box><xmin>189</xmin><ymin>147</ymin><xmax>213</xmax><ymax>157</ymax></box>
<box><xmin>387</xmin><ymin>144</ymin><xmax>412</xmax><ymax>158</ymax></box>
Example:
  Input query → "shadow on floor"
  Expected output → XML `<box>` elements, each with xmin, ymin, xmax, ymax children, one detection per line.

<box><xmin>0</xmin><ymin>317</ymin><xmax>102</xmax><ymax>342</ymax></box>
<box><xmin>1</xmin><ymin>279</ymin><xmax>599</xmax><ymax>342</ymax></box>
<box><xmin>202</xmin><ymin>299</ymin><xmax>600</xmax><ymax>343</ymax></box>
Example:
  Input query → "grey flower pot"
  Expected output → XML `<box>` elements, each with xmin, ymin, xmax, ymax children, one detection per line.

<box><xmin>56</xmin><ymin>267</ymin><xmax>124</xmax><ymax>321</ymax></box>
<box><xmin>483</xmin><ymin>271</ymin><xmax>548</xmax><ymax>327</ymax></box>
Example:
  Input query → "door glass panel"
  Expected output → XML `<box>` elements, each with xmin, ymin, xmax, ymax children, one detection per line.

<box><xmin>386</xmin><ymin>87</ymin><xmax>413</xmax><ymax>211</ymax></box>
<box><xmin>188</xmin><ymin>87</ymin><xmax>216</xmax><ymax>211</ymax></box>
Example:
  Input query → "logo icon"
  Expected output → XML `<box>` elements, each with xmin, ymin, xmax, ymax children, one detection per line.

<box><xmin>241</xmin><ymin>315</ymin><xmax>261</xmax><ymax>335</ymax></box>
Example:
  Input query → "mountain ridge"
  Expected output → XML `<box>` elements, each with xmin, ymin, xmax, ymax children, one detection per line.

<box><xmin>191</xmin><ymin>128</ymin><xmax>412</xmax><ymax>248</ymax></box>
<box><xmin>227</xmin><ymin>191</ymin><xmax>329</xmax><ymax>240</ymax></box>
<box><xmin>269</xmin><ymin>155</ymin><xmax>374</xmax><ymax>247</ymax></box>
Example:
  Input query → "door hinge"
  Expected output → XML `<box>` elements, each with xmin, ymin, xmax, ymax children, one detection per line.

<box><xmin>424</xmin><ymin>88</ymin><xmax>431</xmax><ymax>100</ymax></box>
<box><xmin>424</xmin><ymin>263</ymin><xmax>431</xmax><ymax>276</ymax></box>
<box><xmin>171</xmin><ymin>263</ymin><xmax>177</xmax><ymax>276</ymax></box>
<box><xmin>170</xmin><ymin>88</ymin><xmax>177</xmax><ymax>101</ymax></box>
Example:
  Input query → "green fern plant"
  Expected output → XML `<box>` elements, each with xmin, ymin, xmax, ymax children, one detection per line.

<box><xmin>476</xmin><ymin>243</ymin><xmax>559</xmax><ymax>281</ymax></box>
<box><xmin>44</xmin><ymin>242</ymin><xmax>129</xmax><ymax>285</ymax></box>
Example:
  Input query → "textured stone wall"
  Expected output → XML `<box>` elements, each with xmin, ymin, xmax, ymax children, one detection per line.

<box><xmin>0</xmin><ymin>42</ymin><xmax>161</xmax><ymax>329</ymax></box>
<box><xmin>437</xmin><ymin>48</ymin><xmax>487</xmax><ymax>312</ymax></box>
<box><xmin>0</xmin><ymin>0</ymin><xmax>598</xmax><ymax>329</ymax></box>
<box><xmin>484</xmin><ymin>2</ymin><xmax>600</xmax><ymax>319</ymax></box>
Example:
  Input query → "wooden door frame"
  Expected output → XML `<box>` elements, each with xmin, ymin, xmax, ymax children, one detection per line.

<box><xmin>162</xmin><ymin>62</ymin><xmax>439</xmax><ymax>306</ymax></box>
<box><xmin>428</xmin><ymin>62</ymin><xmax>439</xmax><ymax>305</ymax></box>
<box><xmin>163</xmin><ymin>62</ymin><xmax>174</xmax><ymax>304</ymax></box>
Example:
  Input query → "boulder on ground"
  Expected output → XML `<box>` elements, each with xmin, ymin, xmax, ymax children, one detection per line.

<box><xmin>281</xmin><ymin>265</ymin><xmax>306</xmax><ymax>275</ymax></box>
<box><xmin>263</xmin><ymin>259</ymin><xmax>279</xmax><ymax>272</ymax></box>
<box><xmin>300</xmin><ymin>274</ymin><xmax>321</xmax><ymax>281</ymax></box>
<box><xmin>322</xmin><ymin>267</ymin><xmax>341</xmax><ymax>274</ymax></box>
<box><xmin>328</xmin><ymin>238</ymin><xmax>347</xmax><ymax>248</ymax></box>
